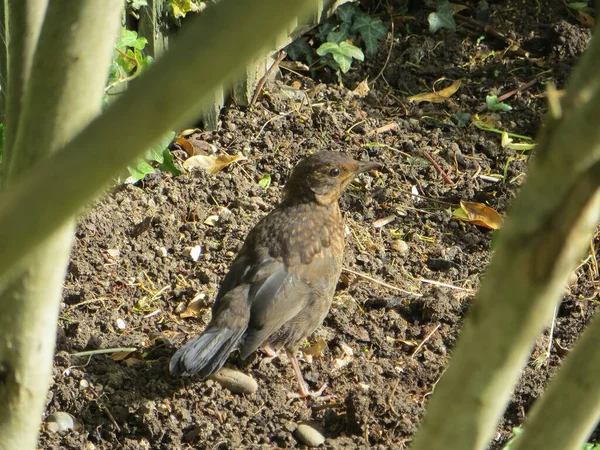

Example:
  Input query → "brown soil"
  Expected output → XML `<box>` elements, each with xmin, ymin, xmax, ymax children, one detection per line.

<box><xmin>39</xmin><ymin>1</ymin><xmax>596</xmax><ymax>449</ymax></box>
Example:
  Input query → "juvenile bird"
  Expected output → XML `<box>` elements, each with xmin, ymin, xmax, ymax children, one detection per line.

<box><xmin>170</xmin><ymin>151</ymin><xmax>379</xmax><ymax>396</ymax></box>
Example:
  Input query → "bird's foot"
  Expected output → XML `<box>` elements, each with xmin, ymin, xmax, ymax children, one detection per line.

<box><xmin>286</xmin><ymin>382</ymin><xmax>329</xmax><ymax>399</ymax></box>
<box><xmin>259</xmin><ymin>345</ymin><xmax>280</xmax><ymax>370</ymax></box>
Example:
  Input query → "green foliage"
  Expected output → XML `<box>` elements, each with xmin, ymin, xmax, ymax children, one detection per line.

<box><xmin>126</xmin><ymin>131</ymin><xmax>180</xmax><ymax>183</ymax></box>
<box><xmin>170</xmin><ymin>0</ymin><xmax>204</xmax><ymax>18</ymax></box>
<box><xmin>105</xmin><ymin>30</ymin><xmax>180</xmax><ymax>183</ymax></box>
<box><xmin>316</xmin><ymin>42</ymin><xmax>364</xmax><ymax>73</ymax></box>
<box><xmin>486</xmin><ymin>95</ymin><xmax>512</xmax><ymax>112</ymax></box>
<box><xmin>428</xmin><ymin>0</ymin><xmax>456</xmax><ymax>33</ymax></box>
<box><xmin>106</xmin><ymin>29</ymin><xmax>153</xmax><ymax>96</ymax></box>
<box><xmin>285</xmin><ymin>2</ymin><xmax>386</xmax><ymax>74</ymax></box>
<box><xmin>258</xmin><ymin>173</ymin><xmax>271</xmax><ymax>189</ymax></box>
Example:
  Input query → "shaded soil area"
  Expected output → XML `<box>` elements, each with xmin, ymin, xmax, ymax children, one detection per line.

<box><xmin>40</xmin><ymin>1</ymin><xmax>597</xmax><ymax>449</ymax></box>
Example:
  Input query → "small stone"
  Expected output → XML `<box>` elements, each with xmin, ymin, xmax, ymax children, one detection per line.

<box><xmin>391</xmin><ymin>240</ymin><xmax>409</xmax><ymax>254</ymax></box>
<box><xmin>155</xmin><ymin>247</ymin><xmax>168</xmax><ymax>257</ymax></box>
<box><xmin>116</xmin><ymin>318</ymin><xmax>127</xmax><ymax>330</ymax></box>
<box><xmin>183</xmin><ymin>245</ymin><xmax>202</xmax><ymax>261</ymax></box>
<box><xmin>209</xmin><ymin>367</ymin><xmax>258</xmax><ymax>395</ymax></box>
<box><xmin>79</xmin><ymin>379</ymin><xmax>89</xmax><ymax>389</ymax></box>
<box><xmin>46</xmin><ymin>411</ymin><xmax>76</xmax><ymax>436</ymax></box>
<box><xmin>295</xmin><ymin>423</ymin><xmax>325</xmax><ymax>447</ymax></box>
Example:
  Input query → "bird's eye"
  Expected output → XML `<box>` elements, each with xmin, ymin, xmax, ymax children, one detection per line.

<box><xmin>329</xmin><ymin>168</ymin><xmax>340</xmax><ymax>177</ymax></box>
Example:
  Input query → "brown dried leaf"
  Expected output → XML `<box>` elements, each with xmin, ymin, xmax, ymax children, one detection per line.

<box><xmin>179</xmin><ymin>294</ymin><xmax>207</xmax><ymax>318</ymax></box>
<box><xmin>175</xmin><ymin>137</ymin><xmax>195</xmax><ymax>157</ymax></box>
<box><xmin>352</xmin><ymin>79</ymin><xmax>370</xmax><ymax>97</ymax></box>
<box><xmin>302</xmin><ymin>337</ymin><xmax>327</xmax><ymax>356</ymax></box>
<box><xmin>454</xmin><ymin>200</ymin><xmax>503</xmax><ymax>230</ymax></box>
<box><xmin>183</xmin><ymin>153</ymin><xmax>247</xmax><ymax>174</ymax></box>
<box><xmin>408</xmin><ymin>79</ymin><xmax>462</xmax><ymax>104</ymax></box>
<box><xmin>576</xmin><ymin>10</ymin><xmax>595</xmax><ymax>28</ymax></box>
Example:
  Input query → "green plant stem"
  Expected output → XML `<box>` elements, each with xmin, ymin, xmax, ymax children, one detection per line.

<box><xmin>0</xmin><ymin>0</ymin><xmax>48</xmax><ymax>183</ymax></box>
<box><xmin>410</xmin><ymin>22</ymin><xmax>600</xmax><ymax>450</ymax></box>
<box><xmin>0</xmin><ymin>0</ymin><xmax>314</xmax><ymax>281</ymax></box>
<box><xmin>0</xmin><ymin>3</ymin><xmax>123</xmax><ymax>449</ymax></box>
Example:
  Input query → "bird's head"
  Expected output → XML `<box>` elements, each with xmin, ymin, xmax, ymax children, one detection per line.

<box><xmin>283</xmin><ymin>151</ymin><xmax>379</xmax><ymax>206</ymax></box>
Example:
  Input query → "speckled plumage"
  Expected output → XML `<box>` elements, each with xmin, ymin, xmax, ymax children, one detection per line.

<box><xmin>170</xmin><ymin>151</ymin><xmax>379</xmax><ymax>396</ymax></box>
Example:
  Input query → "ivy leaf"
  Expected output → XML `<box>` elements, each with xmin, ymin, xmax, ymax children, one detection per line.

<box><xmin>285</xmin><ymin>39</ymin><xmax>314</xmax><ymax>64</ymax></box>
<box><xmin>116</xmin><ymin>29</ymin><xmax>147</xmax><ymax>51</ymax></box>
<box><xmin>171</xmin><ymin>0</ymin><xmax>201</xmax><ymax>18</ymax></box>
<box><xmin>486</xmin><ymin>95</ymin><xmax>512</xmax><ymax>112</ymax></box>
<box><xmin>351</xmin><ymin>15</ymin><xmax>387</xmax><ymax>57</ymax></box>
<box><xmin>145</xmin><ymin>131</ymin><xmax>176</xmax><ymax>163</ymax></box>
<box><xmin>316</xmin><ymin>22</ymin><xmax>335</xmax><ymax>42</ymax></box>
<box><xmin>159</xmin><ymin>148</ymin><xmax>182</xmax><ymax>176</ymax></box>
<box><xmin>327</xmin><ymin>22</ymin><xmax>352</xmax><ymax>44</ymax></box>
<box><xmin>428</xmin><ymin>0</ymin><xmax>456</xmax><ymax>33</ymax></box>
<box><xmin>127</xmin><ymin>160</ymin><xmax>155</xmax><ymax>183</ymax></box>
<box><xmin>317</xmin><ymin>42</ymin><xmax>364</xmax><ymax>73</ymax></box>
<box><xmin>335</xmin><ymin>2</ymin><xmax>357</xmax><ymax>23</ymax></box>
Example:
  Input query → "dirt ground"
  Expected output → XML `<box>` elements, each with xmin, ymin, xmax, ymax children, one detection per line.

<box><xmin>39</xmin><ymin>1</ymin><xmax>597</xmax><ymax>449</ymax></box>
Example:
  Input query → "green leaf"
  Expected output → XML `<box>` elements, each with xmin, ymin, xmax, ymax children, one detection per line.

<box><xmin>258</xmin><ymin>173</ymin><xmax>271</xmax><ymax>189</ymax></box>
<box><xmin>567</xmin><ymin>2</ymin><xmax>590</xmax><ymax>10</ymax></box>
<box><xmin>116</xmin><ymin>29</ymin><xmax>147</xmax><ymax>51</ymax></box>
<box><xmin>428</xmin><ymin>0</ymin><xmax>456</xmax><ymax>33</ymax></box>
<box><xmin>339</xmin><ymin>41</ymin><xmax>364</xmax><ymax>61</ymax></box>
<box><xmin>335</xmin><ymin>2</ymin><xmax>357</xmax><ymax>23</ymax></box>
<box><xmin>171</xmin><ymin>0</ymin><xmax>201</xmax><ymax>18</ymax></box>
<box><xmin>327</xmin><ymin>23</ymin><xmax>350</xmax><ymax>44</ymax></box>
<box><xmin>159</xmin><ymin>149</ymin><xmax>182</xmax><ymax>176</ymax></box>
<box><xmin>486</xmin><ymin>95</ymin><xmax>512</xmax><ymax>112</ymax></box>
<box><xmin>128</xmin><ymin>160</ymin><xmax>155</xmax><ymax>183</ymax></box>
<box><xmin>317</xmin><ymin>42</ymin><xmax>363</xmax><ymax>73</ymax></box>
<box><xmin>285</xmin><ymin>39</ymin><xmax>314</xmax><ymax>64</ymax></box>
<box><xmin>316</xmin><ymin>22</ymin><xmax>335</xmax><ymax>42</ymax></box>
<box><xmin>145</xmin><ymin>131</ymin><xmax>176</xmax><ymax>163</ymax></box>
<box><xmin>351</xmin><ymin>15</ymin><xmax>387</xmax><ymax>57</ymax></box>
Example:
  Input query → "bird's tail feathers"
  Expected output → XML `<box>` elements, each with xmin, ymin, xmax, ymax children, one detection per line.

<box><xmin>169</xmin><ymin>327</ymin><xmax>246</xmax><ymax>378</ymax></box>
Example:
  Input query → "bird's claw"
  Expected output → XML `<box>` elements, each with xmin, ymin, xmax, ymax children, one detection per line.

<box><xmin>286</xmin><ymin>382</ymin><xmax>329</xmax><ymax>400</ymax></box>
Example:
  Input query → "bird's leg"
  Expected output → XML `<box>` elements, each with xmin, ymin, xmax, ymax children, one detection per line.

<box><xmin>258</xmin><ymin>345</ymin><xmax>280</xmax><ymax>370</ymax></box>
<box><xmin>286</xmin><ymin>350</ymin><xmax>328</xmax><ymax>398</ymax></box>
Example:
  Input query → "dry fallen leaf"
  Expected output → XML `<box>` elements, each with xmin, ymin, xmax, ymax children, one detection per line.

<box><xmin>576</xmin><ymin>10</ymin><xmax>595</xmax><ymax>29</ymax></box>
<box><xmin>373</xmin><ymin>215</ymin><xmax>396</xmax><ymax>228</ymax></box>
<box><xmin>180</xmin><ymin>294</ymin><xmax>207</xmax><ymax>319</ymax></box>
<box><xmin>453</xmin><ymin>200</ymin><xmax>503</xmax><ymax>230</ymax></box>
<box><xmin>183</xmin><ymin>152</ymin><xmax>247</xmax><ymax>174</ymax></box>
<box><xmin>408</xmin><ymin>79</ymin><xmax>462</xmax><ymax>104</ymax></box>
<box><xmin>175</xmin><ymin>137</ymin><xmax>195</xmax><ymax>157</ymax></box>
<box><xmin>353</xmin><ymin>79</ymin><xmax>370</xmax><ymax>97</ymax></box>
<box><xmin>302</xmin><ymin>337</ymin><xmax>328</xmax><ymax>357</ymax></box>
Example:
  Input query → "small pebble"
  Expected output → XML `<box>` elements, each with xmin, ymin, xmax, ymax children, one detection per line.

<box><xmin>155</xmin><ymin>247</ymin><xmax>168</xmax><ymax>257</ymax></box>
<box><xmin>116</xmin><ymin>318</ymin><xmax>127</xmax><ymax>330</ymax></box>
<box><xmin>391</xmin><ymin>240</ymin><xmax>409</xmax><ymax>254</ymax></box>
<box><xmin>46</xmin><ymin>412</ymin><xmax>76</xmax><ymax>436</ymax></box>
<box><xmin>295</xmin><ymin>423</ymin><xmax>325</xmax><ymax>447</ymax></box>
<box><xmin>209</xmin><ymin>368</ymin><xmax>258</xmax><ymax>394</ymax></box>
<box><xmin>79</xmin><ymin>379</ymin><xmax>89</xmax><ymax>389</ymax></box>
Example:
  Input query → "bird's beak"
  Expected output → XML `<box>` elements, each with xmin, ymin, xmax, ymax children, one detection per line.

<box><xmin>356</xmin><ymin>160</ymin><xmax>381</xmax><ymax>174</ymax></box>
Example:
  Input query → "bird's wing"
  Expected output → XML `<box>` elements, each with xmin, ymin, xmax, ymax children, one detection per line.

<box><xmin>237</xmin><ymin>257</ymin><xmax>311</xmax><ymax>359</ymax></box>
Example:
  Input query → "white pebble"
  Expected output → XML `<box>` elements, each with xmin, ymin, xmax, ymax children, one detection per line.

<box><xmin>295</xmin><ymin>423</ymin><xmax>325</xmax><ymax>447</ymax></box>
<box><xmin>209</xmin><ymin>368</ymin><xmax>258</xmax><ymax>394</ymax></box>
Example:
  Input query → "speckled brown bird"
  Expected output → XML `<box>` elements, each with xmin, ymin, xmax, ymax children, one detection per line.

<box><xmin>170</xmin><ymin>151</ymin><xmax>379</xmax><ymax>396</ymax></box>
